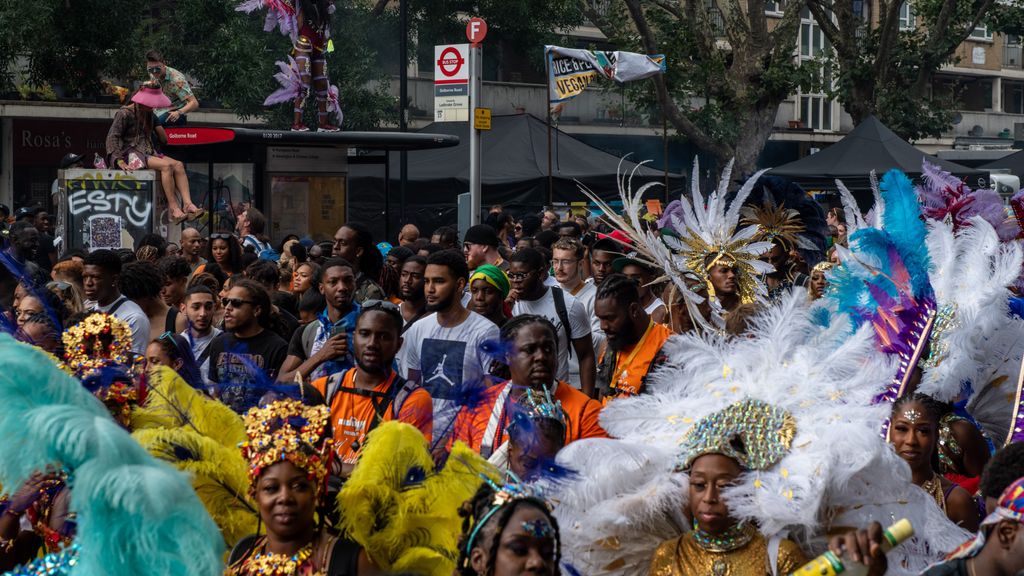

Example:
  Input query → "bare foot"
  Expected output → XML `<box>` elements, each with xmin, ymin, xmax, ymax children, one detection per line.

<box><xmin>169</xmin><ymin>208</ymin><xmax>188</xmax><ymax>224</ymax></box>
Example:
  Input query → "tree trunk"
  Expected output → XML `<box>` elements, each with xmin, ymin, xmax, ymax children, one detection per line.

<box><xmin>732</xmin><ymin>103</ymin><xmax>778</xmax><ymax>177</ymax></box>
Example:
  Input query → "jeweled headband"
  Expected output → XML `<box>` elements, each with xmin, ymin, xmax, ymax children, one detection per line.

<box><xmin>241</xmin><ymin>399</ymin><xmax>332</xmax><ymax>497</ymax></box>
<box><xmin>62</xmin><ymin>313</ymin><xmax>133</xmax><ymax>376</ymax></box>
<box><xmin>678</xmin><ymin>398</ymin><xmax>796</xmax><ymax>471</ymax></box>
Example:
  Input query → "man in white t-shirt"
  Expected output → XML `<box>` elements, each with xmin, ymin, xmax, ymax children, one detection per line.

<box><xmin>551</xmin><ymin>237</ymin><xmax>605</xmax><ymax>387</ymax></box>
<box><xmin>82</xmin><ymin>249</ymin><xmax>151</xmax><ymax>354</ymax></box>
<box><xmin>508</xmin><ymin>247</ymin><xmax>596</xmax><ymax>398</ymax></box>
<box><xmin>401</xmin><ymin>249</ymin><xmax>499</xmax><ymax>441</ymax></box>
<box><xmin>179</xmin><ymin>284</ymin><xmax>223</xmax><ymax>386</ymax></box>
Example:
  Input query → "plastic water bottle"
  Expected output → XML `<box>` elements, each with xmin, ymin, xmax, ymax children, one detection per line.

<box><xmin>788</xmin><ymin>519</ymin><xmax>914</xmax><ymax>576</ymax></box>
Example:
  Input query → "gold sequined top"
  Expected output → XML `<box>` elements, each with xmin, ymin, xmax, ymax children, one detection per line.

<box><xmin>649</xmin><ymin>528</ymin><xmax>807</xmax><ymax>576</ymax></box>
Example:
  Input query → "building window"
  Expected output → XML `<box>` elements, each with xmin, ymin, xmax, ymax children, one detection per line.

<box><xmin>800</xmin><ymin>7</ymin><xmax>828</xmax><ymax>58</ymax></box>
<box><xmin>766</xmin><ymin>0</ymin><xmax>783</xmax><ymax>14</ymax></box>
<box><xmin>800</xmin><ymin>96</ymin><xmax>834</xmax><ymax>131</ymax></box>
<box><xmin>898</xmin><ymin>2</ymin><xmax>915</xmax><ymax>30</ymax></box>
<box><xmin>797</xmin><ymin>8</ymin><xmax>835</xmax><ymax>131</ymax></box>
<box><xmin>970</xmin><ymin>24</ymin><xmax>993</xmax><ymax>40</ymax></box>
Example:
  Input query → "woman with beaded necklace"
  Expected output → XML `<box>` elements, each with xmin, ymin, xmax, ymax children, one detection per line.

<box><xmin>456</xmin><ymin>479</ymin><xmax>561</xmax><ymax>576</ymax></box>
<box><xmin>889</xmin><ymin>394</ymin><xmax>981</xmax><ymax>532</ymax></box>
<box><xmin>226</xmin><ymin>398</ymin><xmax>381</xmax><ymax>576</ymax></box>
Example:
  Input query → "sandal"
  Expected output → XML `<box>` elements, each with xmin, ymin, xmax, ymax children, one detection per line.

<box><xmin>184</xmin><ymin>204</ymin><xmax>207</xmax><ymax>221</ymax></box>
<box><xmin>169</xmin><ymin>212</ymin><xmax>189</xmax><ymax>225</ymax></box>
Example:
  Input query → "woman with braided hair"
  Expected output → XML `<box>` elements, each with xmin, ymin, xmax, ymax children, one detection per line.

<box><xmin>889</xmin><ymin>394</ymin><xmax>981</xmax><ymax>532</ymax></box>
<box><xmin>456</xmin><ymin>480</ymin><xmax>561</xmax><ymax>576</ymax></box>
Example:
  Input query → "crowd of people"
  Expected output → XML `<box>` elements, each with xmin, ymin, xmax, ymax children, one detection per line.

<box><xmin>0</xmin><ymin>159</ymin><xmax>1023</xmax><ymax>576</ymax></box>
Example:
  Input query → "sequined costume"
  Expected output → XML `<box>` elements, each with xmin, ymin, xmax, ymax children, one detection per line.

<box><xmin>237</xmin><ymin>0</ymin><xmax>343</xmax><ymax>131</ymax></box>
<box><xmin>649</xmin><ymin>524</ymin><xmax>806</xmax><ymax>576</ymax></box>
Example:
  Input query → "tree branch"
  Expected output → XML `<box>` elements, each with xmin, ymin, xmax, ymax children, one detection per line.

<box><xmin>370</xmin><ymin>0</ymin><xmax>388</xmax><ymax>17</ymax></box>
<box><xmin>804</xmin><ymin>0</ymin><xmax>840</xmax><ymax>48</ymax></box>
<box><xmin>651</xmin><ymin>0</ymin><xmax>683</xmax><ymax>19</ymax></box>
<box><xmin>622</xmin><ymin>0</ymin><xmax>733</xmax><ymax>159</ymax></box>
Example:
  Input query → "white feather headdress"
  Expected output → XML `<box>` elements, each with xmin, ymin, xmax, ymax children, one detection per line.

<box><xmin>582</xmin><ymin>158</ymin><xmax>773</xmax><ymax>330</ymax></box>
<box><xmin>917</xmin><ymin>216</ymin><xmax>1024</xmax><ymax>404</ymax></box>
<box><xmin>552</xmin><ymin>292</ymin><xmax>970</xmax><ymax>575</ymax></box>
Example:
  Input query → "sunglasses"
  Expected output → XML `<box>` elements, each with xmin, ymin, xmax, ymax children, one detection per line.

<box><xmin>210</xmin><ymin>233</ymin><xmax>233</xmax><ymax>240</ymax></box>
<box><xmin>147</xmin><ymin>66</ymin><xmax>162</xmax><ymax>75</ymax></box>
<box><xmin>221</xmin><ymin>297</ymin><xmax>256</xmax><ymax>308</ymax></box>
<box><xmin>362</xmin><ymin>299</ymin><xmax>401</xmax><ymax>313</ymax></box>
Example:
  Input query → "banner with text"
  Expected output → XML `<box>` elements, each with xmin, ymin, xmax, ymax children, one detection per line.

<box><xmin>545</xmin><ymin>46</ymin><xmax>665</xmax><ymax>104</ymax></box>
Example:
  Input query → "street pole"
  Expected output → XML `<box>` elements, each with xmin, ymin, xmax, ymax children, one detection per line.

<box><xmin>546</xmin><ymin>50</ymin><xmax>553</xmax><ymax>207</ymax></box>
<box><xmin>399</xmin><ymin>0</ymin><xmax>408</xmax><ymax>229</ymax></box>
<box><xmin>469</xmin><ymin>43</ymin><xmax>482</xmax><ymax>226</ymax></box>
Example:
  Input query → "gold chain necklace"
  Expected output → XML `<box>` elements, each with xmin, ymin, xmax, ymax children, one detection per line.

<box><xmin>920</xmin><ymin>473</ymin><xmax>946</xmax><ymax>512</ymax></box>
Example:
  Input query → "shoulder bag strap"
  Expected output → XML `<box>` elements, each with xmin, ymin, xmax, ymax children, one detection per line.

<box><xmin>551</xmin><ymin>287</ymin><xmax>573</xmax><ymax>358</ymax></box>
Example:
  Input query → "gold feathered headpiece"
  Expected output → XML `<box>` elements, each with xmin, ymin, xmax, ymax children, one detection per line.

<box><xmin>740</xmin><ymin>199</ymin><xmax>808</xmax><ymax>252</ymax></box>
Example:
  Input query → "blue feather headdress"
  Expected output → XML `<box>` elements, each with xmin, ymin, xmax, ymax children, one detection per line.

<box><xmin>824</xmin><ymin>170</ymin><xmax>936</xmax><ymax>405</ymax></box>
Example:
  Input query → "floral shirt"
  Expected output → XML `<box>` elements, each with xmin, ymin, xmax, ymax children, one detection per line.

<box><xmin>153</xmin><ymin>66</ymin><xmax>194</xmax><ymax>116</ymax></box>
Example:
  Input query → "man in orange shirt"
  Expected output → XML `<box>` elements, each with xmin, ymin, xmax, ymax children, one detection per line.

<box><xmin>451</xmin><ymin>314</ymin><xmax>607</xmax><ymax>459</ymax></box>
<box><xmin>594</xmin><ymin>273</ymin><xmax>672</xmax><ymax>405</ymax></box>
<box><xmin>309</xmin><ymin>301</ymin><xmax>432</xmax><ymax>476</ymax></box>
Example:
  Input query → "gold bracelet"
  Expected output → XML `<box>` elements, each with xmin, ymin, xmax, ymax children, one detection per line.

<box><xmin>0</xmin><ymin>536</ymin><xmax>15</xmax><ymax>553</ymax></box>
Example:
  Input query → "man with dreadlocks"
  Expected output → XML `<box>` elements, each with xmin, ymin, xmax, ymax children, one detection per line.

<box><xmin>450</xmin><ymin>314</ymin><xmax>606</xmax><ymax>460</ymax></box>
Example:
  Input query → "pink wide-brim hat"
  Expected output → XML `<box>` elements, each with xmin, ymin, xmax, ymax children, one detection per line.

<box><xmin>131</xmin><ymin>86</ymin><xmax>171</xmax><ymax>109</ymax></box>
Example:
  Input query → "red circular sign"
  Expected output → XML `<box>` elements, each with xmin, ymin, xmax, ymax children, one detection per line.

<box><xmin>466</xmin><ymin>17</ymin><xmax>487</xmax><ymax>43</ymax></box>
<box><xmin>436</xmin><ymin>47</ymin><xmax>465</xmax><ymax>77</ymax></box>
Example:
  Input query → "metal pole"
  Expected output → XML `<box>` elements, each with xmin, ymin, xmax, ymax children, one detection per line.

<box><xmin>469</xmin><ymin>44</ymin><xmax>482</xmax><ymax>226</ymax></box>
<box><xmin>399</xmin><ymin>0</ymin><xmax>408</xmax><ymax>226</ymax></box>
<box><xmin>546</xmin><ymin>50</ymin><xmax>553</xmax><ymax>207</ymax></box>
<box><xmin>663</xmin><ymin>109</ymin><xmax>669</xmax><ymax>195</ymax></box>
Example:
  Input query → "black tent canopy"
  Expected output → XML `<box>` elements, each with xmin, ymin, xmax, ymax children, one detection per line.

<box><xmin>347</xmin><ymin>114</ymin><xmax>685</xmax><ymax>237</ymax></box>
<box><xmin>768</xmin><ymin>116</ymin><xmax>990</xmax><ymax>208</ymax></box>
<box><xmin>981</xmin><ymin>149</ymin><xmax>1024</xmax><ymax>178</ymax></box>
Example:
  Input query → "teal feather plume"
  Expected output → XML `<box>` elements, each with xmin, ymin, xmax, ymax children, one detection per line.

<box><xmin>0</xmin><ymin>335</ymin><xmax>224</xmax><ymax>576</ymax></box>
<box><xmin>878</xmin><ymin>169</ymin><xmax>932</xmax><ymax>298</ymax></box>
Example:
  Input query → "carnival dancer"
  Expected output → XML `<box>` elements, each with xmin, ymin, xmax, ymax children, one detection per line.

<box><xmin>583</xmin><ymin>159</ymin><xmax>773</xmax><ymax>328</ymax></box>
<box><xmin>455</xmin><ymin>477</ymin><xmax>562</xmax><ymax>576</ymax></box>
<box><xmin>450</xmin><ymin>315</ymin><xmax>606</xmax><ymax>460</ymax></box>
<box><xmin>486</xmin><ymin>385</ymin><xmax>569</xmax><ymax>482</ymax></box>
<box><xmin>226</xmin><ymin>398</ymin><xmax>371</xmax><ymax>575</ymax></box>
<box><xmin>105</xmin><ymin>83</ymin><xmax>205</xmax><ymax>223</ymax></box>
<box><xmin>551</xmin><ymin>290</ymin><xmax>972</xmax><ymax>576</ymax></box>
<box><xmin>807</xmin><ymin>261</ymin><xmax>832</xmax><ymax>300</ymax></box>
<box><xmin>238</xmin><ymin>0</ymin><xmax>343</xmax><ymax>131</ymax></box>
<box><xmin>830</xmin><ymin>168</ymin><xmax>1024</xmax><ymax>492</ymax></box>
<box><xmin>648</xmin><ymin>399</ymin><xmax>809</xmax><ymax>575</ymax></box>
<box><xmin>0</xmin><ymin>333</ymin><xmax>223</xmax><ymax>576</ymax></box>
<box><xmin>739</xmin><ymin>186</ymin><xmax>825</xmax><ymax>300</ymax></box>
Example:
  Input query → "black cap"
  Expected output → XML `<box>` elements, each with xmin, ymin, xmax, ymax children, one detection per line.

<box><xmin>60</xmin><ymin>152</ymin><xmax>84</xmax><ymax>169</ymax></box>
<box><xmin>463</xmin><ymin>224</ymin><xmax>500</xmax><ymax>247</ymax></box>
<box><xmin>15</xmin><ymin>206</ymin><xmax>41</xmax><ymax>220</ymax></box>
